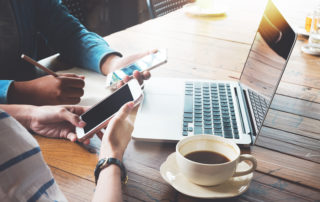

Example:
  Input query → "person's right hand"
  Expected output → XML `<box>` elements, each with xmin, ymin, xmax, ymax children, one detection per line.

<box><xmin>8</xmin><ymin>73</ymin><xmax>85</xmax><ymax>105</ymax></box>
<box><xmin>99</xmin><ymin>102</ymin><xmax>134</xmax><ymax>161</ymax></box>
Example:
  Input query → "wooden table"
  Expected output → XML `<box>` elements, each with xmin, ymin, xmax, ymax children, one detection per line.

<box><xmin>36</xmin><ymin>0</ymin><xmax>320</xmax><ymax>201</ymax></box>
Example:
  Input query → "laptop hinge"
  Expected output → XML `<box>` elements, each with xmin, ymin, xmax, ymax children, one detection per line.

<box><xmin>237</xmin><ymin>85</ymin><xmax>255</xmax><ymax>144</ymax></box>
<box><xmin>233</xmin><ymin>87</ymin><xmax>246</xmax><ymax>134</ymax></box>
<box><xmin>242</xmin><ymin>89</ymin><xmax>257</xmax><ymax>140</ymax></box>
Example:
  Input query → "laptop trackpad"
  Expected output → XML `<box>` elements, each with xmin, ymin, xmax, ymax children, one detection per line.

<box><xmin>132</xmin><ymin>79</ymin><xmax>184</xmax><ymax>141</ymax></box>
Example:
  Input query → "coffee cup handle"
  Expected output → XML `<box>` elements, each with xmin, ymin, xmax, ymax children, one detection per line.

<box><xmin>233</xmin><ymin>154</ymin><xmax>257</xmax><ymax>177</ymax></box>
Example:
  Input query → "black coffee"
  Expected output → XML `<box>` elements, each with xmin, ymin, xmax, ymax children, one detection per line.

<box><xmin>184</xmin><ymin>150</ymin><xmax>230</xmax><ymax>164</ymax></box>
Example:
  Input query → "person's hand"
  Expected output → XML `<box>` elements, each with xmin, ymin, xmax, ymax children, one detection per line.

<box><xmin>28</xmin><ymin>105</ymin><xmax>90</xmax><ymax>144</ymax></box>
<box><xmin>99</xmin><ymin>102</ymin><xmax>134</xmax><ymax>161</ymax></box>
<box><xmin>8</xmin><ymin>73</ymin><xmax>85</xmax><ymax>105</ymax></box>
<box><xmin>100</xmin><ymin>50</ymin><xmax>157</xmax><ymax>86</ymax></box>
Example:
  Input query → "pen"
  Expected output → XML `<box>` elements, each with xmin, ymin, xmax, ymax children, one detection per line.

<box><xmin>21</xmin><ymin>54</ymin><xmax>58</xmax><ymax>77</ymax></box>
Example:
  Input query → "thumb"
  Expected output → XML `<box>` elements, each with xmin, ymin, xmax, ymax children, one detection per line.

<box><xmin>59</xmin><ymin>108</ymin><xmax>86</xmax><ymax>127</ymax></box>
<box><xmin>114</xmin><ymin>102</ymin><xmax>134</xmax><ymax>121</ymax></box>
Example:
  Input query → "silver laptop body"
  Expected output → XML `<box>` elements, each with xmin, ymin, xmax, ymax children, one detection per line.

<box><xmin>132</xmin><ymin>0</ymin><xmax>297</xmax><ymax>145</ymax></box>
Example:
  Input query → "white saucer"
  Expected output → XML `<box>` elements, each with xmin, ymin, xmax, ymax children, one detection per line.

<box><xmin>301</xmin><ymin>44</ymin><xmax>320</xmax><ymax>56</ymax></box>
<box><xmin>183</xmin><ymin>3</ymin><xmax>227</xmax><ymax>16</ymax></box>
<box><xmin>160</xmin><ymin>152</ymin><xmax>253</xmax><ymax>199</ymax></box>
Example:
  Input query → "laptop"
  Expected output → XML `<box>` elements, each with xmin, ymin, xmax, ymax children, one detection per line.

<box><xmin>132</xmin><ymin>0</ymin><xmax>297</xmax><ymax>145</ymax></box>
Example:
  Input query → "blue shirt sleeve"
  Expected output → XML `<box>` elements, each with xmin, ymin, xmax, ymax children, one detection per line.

<box><xmin>35</xmin><ymin>0</ymin><xmax>121</xmax><ymax>74</ymax></box>
<box><xmin>0</xmin><ymin>80</ymin><xmax>14</xmax><ymax>104</ymax></box>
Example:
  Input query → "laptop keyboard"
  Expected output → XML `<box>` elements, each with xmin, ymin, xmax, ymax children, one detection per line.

<box><xmin>248</xmin><ymin>89</ymin><xmax>269</xmax><ymax>130</ymax></box>
<box><xmin>183</xmin><ymin>82</ymin><xmax>239</xmax><ymax>139</ymax></box>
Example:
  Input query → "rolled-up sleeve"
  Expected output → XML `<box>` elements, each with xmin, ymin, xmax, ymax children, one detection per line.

<box><xmin>0</xmin><ymin>80</ymin><xmax>13</xmax><ymax>104</ymax></box>
<box><xmin>35</xmin><ymin>0</ymin><xmax>121</xmax><ymax>74</ymax></box>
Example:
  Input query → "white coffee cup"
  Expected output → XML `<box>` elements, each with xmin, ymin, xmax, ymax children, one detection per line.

<box><xmin>176</xmin><ymin>135</ymin><xmax>257</xmax><ymax>186</ymax></box>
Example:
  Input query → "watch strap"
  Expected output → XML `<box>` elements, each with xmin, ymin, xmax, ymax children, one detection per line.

<box><xmin>94</xmin><ymin>157</ymin><xmax>128</xmax><ymax>185</ymax></box>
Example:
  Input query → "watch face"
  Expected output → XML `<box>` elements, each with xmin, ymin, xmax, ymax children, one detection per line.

<box><xmin>97</xmin><ymin>158</ymin><xmax>107</xmax><ymax>169</ymax></box>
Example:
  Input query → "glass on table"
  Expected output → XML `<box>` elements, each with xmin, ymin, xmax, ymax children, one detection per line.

<box><xmin>308</xmin><ymin>8</ymin><xmax>320</xmax><ymax>47</ymax></box>
<box><xmin>302</xmin><ymin>6</ymin><xmax>320</xmax><ymax>55</ymax></box>
<box><xmin>305</xmin><ymin>13</ymin><xmax>312</xmax><ymax>33</ymax></box>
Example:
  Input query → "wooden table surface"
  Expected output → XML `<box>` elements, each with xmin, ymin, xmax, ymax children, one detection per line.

<box><xmin>36</xmin><ymin>0</ymin><xmax>320</xmax><ymax>201</ymax></box>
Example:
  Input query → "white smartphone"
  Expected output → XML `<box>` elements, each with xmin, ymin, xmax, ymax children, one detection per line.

<box><xmin>76</xmin><ymin>79</ymin><xmax>143</xmax><ymax>141</ymax></box>
<box><xmin>106</xmin><ymin>48</ymin><xmax>167</xmax><ymax>86</ymax></box>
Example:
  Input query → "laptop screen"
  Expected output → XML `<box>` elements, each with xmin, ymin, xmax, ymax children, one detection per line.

<box><xmin>239</xmin><ymin>0</ymin><xmax>296</xmax><ymax>102</ymax></box>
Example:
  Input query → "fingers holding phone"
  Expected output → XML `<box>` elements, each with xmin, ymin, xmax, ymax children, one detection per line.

<box><xmin>105</xmin><ymin>48</ymin><xmax>167</xmax><ymax>88</ymax></box>
<box><xmin>115</xmin><ymin>70</ymin><xmax>151</xmax><ymax>90</ymax></box>
<box><xmin>99</xmin><ymin>102</ymin><xmax>135</xmax><ymax>160</ymax></box>
<box><xmin>29</xmin><ymin>105</ymin><xmax>88</xmax><ymax>142</ymax></box>
<box><xmin>132</xmin><ymin>70</ymin><xmax>151</xmax><ymax>85</ymax></box>
<box><xmin>76</xmin><ymin>79</ymin><xmax>143</xmax><ymax>141</ymax></box>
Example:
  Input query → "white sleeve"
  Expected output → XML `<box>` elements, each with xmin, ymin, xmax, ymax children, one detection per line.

<box><xmin>0</xmin><ymin>110</ymin><xmax>67</xmax><ymax>202</ymax></box>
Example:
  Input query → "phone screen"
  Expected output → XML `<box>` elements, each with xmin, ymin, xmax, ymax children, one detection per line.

<box><xmin>82</xmin><ymin>84</ymin><xmax>133</xmax><ymax>133</ymax></box>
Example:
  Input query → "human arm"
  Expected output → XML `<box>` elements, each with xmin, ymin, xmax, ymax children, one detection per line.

<box><xmin>0</xmin><ymin>104</ymin><xmax>89</xmax><ymax>143</ymax></box>
<box><xmin>92</xmin><ymin>102</ymin><xmax>134</xmax><ymax>202</ymax></box>
<box><xmin>0</xmin><ymin>104</ymin><xmax>34</xmax><ymax>127</ymax></box>
<box><xmin>35</xmin><ymin>0</ymin><xmax>121</xmax><ymax>74</ymax></box>
<box><xmin>35</xmin><ymin>0</ymin><xmax>152</xmax><ymax>85</ymax></box>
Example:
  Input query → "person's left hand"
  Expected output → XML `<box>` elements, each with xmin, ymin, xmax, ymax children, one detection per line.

<box><xmin>28</xmin><ymin>105</ymin><xmax>90</xmax><ymax>144</ymax></box>
<box><xmin>100</xmin><ymin>49</ymin><xmax>157</xmax><ymax>86</ymax></box>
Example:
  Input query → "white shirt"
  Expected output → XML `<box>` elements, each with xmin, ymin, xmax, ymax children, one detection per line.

<box><xmin>0</xmin><ymin>110</ymin><xmax>67</xmax><ymax>202</ymax></box>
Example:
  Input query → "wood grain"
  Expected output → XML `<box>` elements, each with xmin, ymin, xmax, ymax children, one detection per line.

<box><xmin>50</xmin><ymin>167</ymin><xmax>94</xmax><ymax>202</ymax></box>
<box><xmin>271</xmin><ymin>94</ymin><xmax>320</xmax><ymax>120</ymax></box>
<box><xmin>36</xmin><ymin>135</ymin><xmax>97</xmax><ymax>181</ymax></box>
<box><xmin>122</xmin><ymin>0</ymin><xmax>267</xmax><ymax>45</ymax></box>
<box><xmin>50</xmin><ymin>150</ymin><xmax>320</xmax><ymax>202</ymax></box>
<box><xmin>257</xmin><ymin>127</ymin><xmax>320</xmax><ymax>162</ymax></box>
<box><xmin>252</xmin><ymin>146</ymin><xmax>320</xmax><ymax>190</ymax></box>
<box><xmin>253</xmin><ymin>171</ymin><xmax>320</xmax><ymax>201</ymax></box>
<box><xmin>50</xmin><ymin>166</ymin><xmax>149</xmax><ymax>202</ymax></box>
<box><xmin>277</xmin><ymin>82</ymin><xmax>320</xmax><ymax>103</ymax></box>
<box><xmin>122</xmin><ymin>156</ymin><xmax>320</xmax><ymax>202</ymax></box>
<box><xmin>264</xmin><ymin>109</ymin><xmax>320</xmax><ymax>140</ymax></box>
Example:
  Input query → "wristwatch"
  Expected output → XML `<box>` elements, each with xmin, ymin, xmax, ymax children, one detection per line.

<box><xmin>94</xmin><ymin>157</ymin><xmax>128</xmax><ymax>185</ymax></box>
